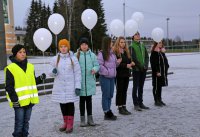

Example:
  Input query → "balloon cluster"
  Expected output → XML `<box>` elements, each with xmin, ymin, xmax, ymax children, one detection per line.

<box><xmin>33</xmin><ymin>13</ymin><xmax>65</xmax><ymax>52</ymax></box>
<box><xmin>109</xmin><ymin>11</ymin><xmax>164</xmax><ymax>42</ymax></box>
<box><xmin>33</xmin><ymin>9</ymin><xmax>98</xmax><ymax>52</ymax></box>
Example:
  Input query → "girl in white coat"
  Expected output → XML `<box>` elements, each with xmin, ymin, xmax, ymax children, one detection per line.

<box><xmin>49</xmin><ymin>39</ymin><xmax>81</xmax><ymax>133</ymax></box>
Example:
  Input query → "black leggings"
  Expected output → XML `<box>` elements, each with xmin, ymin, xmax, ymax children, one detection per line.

<box><xmin>79</xmin><ymin>96</ymin><xmax>92</xmax><ymax>116</ymax></box>
<box><xmin>60</xmin><ymin>103</ymin><xmax>75</xmax><ymax>116</ymax></box>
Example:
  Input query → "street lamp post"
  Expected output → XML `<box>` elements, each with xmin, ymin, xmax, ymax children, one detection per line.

<box><xmin>123</xmin><ymin>0</ymin><xmax>125</xmax><ymax>37</ymax></box>
<box><xmin>199</xmin><ymin>14</ymin><xmax>200</xmax><ymax>52</ymax></box>
<box><xmin>166</xmin><ymin>17</ymin><xmax>170</xmax><ymax>47</ymax></box>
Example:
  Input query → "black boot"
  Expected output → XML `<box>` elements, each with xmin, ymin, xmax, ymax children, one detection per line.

<box><xmin>139</xmin><ymin>103</ymin><xmax>150</xmax><ymax>109</ymax></box>
<box><xmin>118</xmin><ymin>107</ymin><xmax>127</xmax><ymax>115</ymax></box>
<box><xmin>122</xmin><ymin>106</ymin><xmax>131</xmax><ymax>115</ymax></box>
<box><xmin>104</xmin><ymin>110</ymin><xmax>117</xmax><ymax>120</ymax></box>
<box><xmin>160</xmin><ymin>100</ymin><xmax>166</xmax><ymax>106</ymax></box>
<box><xmin>154</xmin><ymin>101</ymin><xmax>163</xmax><ymax>107</ymax></box>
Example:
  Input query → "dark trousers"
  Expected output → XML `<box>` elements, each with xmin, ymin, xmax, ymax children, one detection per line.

<box><xmin>153</xmin><ymin>85</ymin><xmax>162</xmax><ymax>102</ymax></box>
<box><xmin>60</xmin><ymin>103</ymin><xmax>75</xmax><ymax>116</ymax></box>
<box><xmin>116</xmin><ymin>77</ymin><xmax>129</xmax><ymax>106</ymax></box>
<box><xmin>132</xmin><ymin>71</ymin><xmax>146</xmax><ymax>106</ymax></box>
<box><xmin>79</xmin><ymin>96</ymin><xmax>92</xmax><ymax>116</ymax></box>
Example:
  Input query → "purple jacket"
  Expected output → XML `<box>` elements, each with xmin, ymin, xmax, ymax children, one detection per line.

<box><xmin>97</xmin><ymin>50</ymin><xmax>118</xmax><ymax>78</ymax></box>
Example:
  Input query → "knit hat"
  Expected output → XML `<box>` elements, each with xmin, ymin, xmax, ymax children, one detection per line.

<box><xmin>12</xmin><ymin>44</ymin><xmax>26</xmax><ymax>57</ymax></box>
<box><xmin>58</xmin><ymin>39</ymin><xmax>70</xmax><ymax>50</ymax></box>
<box><xmin>79</xmin><ymin>37</ymin><xmax>89</xmax><ymax>46</ymax></box>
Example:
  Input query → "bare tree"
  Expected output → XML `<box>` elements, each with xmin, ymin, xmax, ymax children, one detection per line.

<box><xmin>0</xmin><ymin>0</ymin><xmax>7</xmax><ymax>70</ymax></box>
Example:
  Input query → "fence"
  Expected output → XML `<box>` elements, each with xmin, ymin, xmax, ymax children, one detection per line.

<box><xmin>0</xmin><ymin>70</ymin><xmax>173</xmax><ymax>103</ymax></box>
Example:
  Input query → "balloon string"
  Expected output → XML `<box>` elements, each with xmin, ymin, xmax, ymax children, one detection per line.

<box><xmin>89</xmin><ymin>30</ymin><xmax>94</xmax><ymax>52</ymax></box>
<box><xmin>42</xmin><ymin>52</ymin><xmax>46</xmax><ymax>92</ymax></box>
<box><xmin>55</xmin><ymin>35</ymin><xmax>58</xmax><ymax>54</ymax></box>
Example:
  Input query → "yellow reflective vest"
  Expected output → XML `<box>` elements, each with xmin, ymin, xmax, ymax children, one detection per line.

<box><xmin>5</xmin><ymin>63</ymin><xmax>39</xmax><ymax>108</ymax></box>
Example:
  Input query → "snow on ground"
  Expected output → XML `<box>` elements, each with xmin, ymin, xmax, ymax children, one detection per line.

<box><xmin>0</xmin><ymin>53</ymin><xmax>200</xmax><ymax>137</ymax></box>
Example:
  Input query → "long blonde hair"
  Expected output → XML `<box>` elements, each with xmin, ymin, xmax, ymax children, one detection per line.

<box><xmin>113</xmin><ymin>36</ymin><xmax>131</xmax><ymax>59</ymax></box>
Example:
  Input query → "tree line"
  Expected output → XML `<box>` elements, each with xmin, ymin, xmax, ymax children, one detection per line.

<box><xmin>24</xmin><ymin>0</ymin><xmax>107</xmax><ymax>55</ymax></box>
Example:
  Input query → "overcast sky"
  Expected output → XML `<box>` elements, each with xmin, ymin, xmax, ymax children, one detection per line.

<box><xmin>13</xmin><ymin>0</ymin><xmax>200</xmax><ymax>40</ymax></box>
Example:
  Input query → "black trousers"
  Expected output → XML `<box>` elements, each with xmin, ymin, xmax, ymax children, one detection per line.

<box><xmin>153</xmin><ymin>85</ymin><xmax>162</xmax><ymax>102</ymax></box>
<box><xmin>79</xmin><ymin>96</ymin><xmax>92</xmax><ymax>116</ymax></box>
<box><xmin>116</xmin><ymin>77</ymin><xmax>129</xmax><ymax>106</ymax></box>
<box><xmin>132</xmin><ymin>71</ymin><xmax>146</xmax><ymax>106</ymax></box>
<box><xmin>60</xmin><ymin>103</ymin><xmax>75</xmax><ymax>116</ymax></box>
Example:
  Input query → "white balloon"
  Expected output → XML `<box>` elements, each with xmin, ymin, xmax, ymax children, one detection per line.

<box><xmin>125</xmin><ymin>19</ymin><xmax>138</xmax><ymax>36</ymax></box>
<box><xmin>110</xmin><ymin>19</ymin><xmax>124</xmax><ymax>37</ymax></box>
<box><xmin>131</xmin><ymin>12</ymin><xmax>144</xmax><ymax>26</ymax></box>
<box><xmin>81</xmin><ymin>9</ymin><xmax>98</xmax><ymax>30</ymax></box>
<box><xmin>48</xmin><ymin>13</ymin><xmax>65</xmax><ymax>35</ymax></box>
<box><xmin>33</xmin><ymin>28</ymin><xmax>52</xmax><ymax>52</ymax></box>
<box><xmin>151</xmin><ymin>27</ymin><xmax>164</xmax><ymax>42</ymax></box>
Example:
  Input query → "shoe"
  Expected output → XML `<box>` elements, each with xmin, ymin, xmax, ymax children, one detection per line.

<box><xmin>134</xmin><ymin>105</ymin><xmax>142</xmax><ymax>111</ymax></box>
<box><xmin>87</xmin><ymin>115</ymin><xmax>96</xmax><ymax>126</ymax></box>
<box><xmin>160</xmin><ymin>101</ymin><xmax>166</xmax><ymax>106</ymax></box>
<box><xmin>118</xmin><ymin>107</ymin><xmax>128</xmax><ymax>115</ymax></box>
<box><xmin>154</xmin><ymin>101</ymin><xmax>163</xmax><ymax>107</ymax></box>
<box><xmin>104</xmin><ymin>110</ymin><xmax>117</xmax><ymax>120</ymax></box>
<box><xmin>80</xmin><ymin>116</ymin><xmax>87</xmax><ymax>127</ymax></box>
<box><xmin>122</xmin><ymin>106</ymin><xmax>131</xmax><ymax>115</ymax></box>
<box><xmin>139</xmin><ymin>103</ymin><xmax>150</xmax><ymax>109</ymax></box>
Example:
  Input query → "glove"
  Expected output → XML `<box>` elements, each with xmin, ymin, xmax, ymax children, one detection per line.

<box><xmin>75</xmin><ymin>88</ymin><xmax>81</xmax><ymax>96</ymax></box>
<box><xmin>52</xmin><ymin>68</ymin><xmax>58</xmax><ymax>75</ymax></box>
<box><xmin>40</xmin><ymin>73</ymin><xmax>46</xmax><ymax>80</ymax></box>
<box><xmin>13</xmin><ymin>101</ymin><xmax>20</xmax><ymax>108</ymax></box>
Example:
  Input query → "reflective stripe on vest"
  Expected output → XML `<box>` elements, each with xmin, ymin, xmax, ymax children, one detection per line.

<box><xmin>4</xmin><ymin>63</ymin><xmax>39</xmax><ymax>108</ymax></box>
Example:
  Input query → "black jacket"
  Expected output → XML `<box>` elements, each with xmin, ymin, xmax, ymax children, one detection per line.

<box><xmin>116</xmin><ymin>51</ymin><xmax>131</xmax><ymax>78</ymax></box>
<box><xmin>150</xmin><ymin>51</ymin><xmax>169</xmax><ymax>87</ymax></box>
<box><xmin>5</xmin><ymin>56</ymin><xmax>43</xmax><ymax>102</ymax></box>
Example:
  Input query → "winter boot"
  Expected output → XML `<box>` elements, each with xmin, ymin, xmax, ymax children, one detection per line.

<box><xmin>59</xmin><ymin>116</ymin><xmax>67</xmax><ymax>132</ymax></box>
<box><xmin>118</xmin><ymin>107</ymin><xmax>127</xmax><ymax>115</ymax></box>
<box><xmin>80</xmin><ymin>116</ymin><xmax>87</xmax><ymax>127</ymax></box>
<box><xmin>104</xmin><ymin>110</ymin><xmax>117</xmax><ymax>120</ymax></box>
<box><xmin>122</xmin><ymin>106</ymin><xmax>131</xmax><ymax>115</ymax></box>
<box><xmin>66</xmin><ymin>116</ymin><xmax>74</xmax><ymax>133</ymax></box>
<box><xmin>154</xmin><ymin>101</ymin><xmax>163</xmax><ymax>107</ymax></box>
<box><xmin>87</xmin><ymin>115</ymin><xmax>96</xmax><ymax>126</ymax></box>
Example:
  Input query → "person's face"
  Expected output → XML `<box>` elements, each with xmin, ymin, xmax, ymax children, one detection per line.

<box><xmin>134</xmin><ymin>33</ymin><xmax>140</xmax><ymax>41</ymax></box>
<box><xmin>157</xmin><ymin>41</ymin><xmax>163</xmax><ymax>49</ymax></box>
<box><xmin>119</xmin><ymin>39</ymin><xmax>126</xmax><ymax>49</ymax></box>
<box><xmin>59</xmin><ymin>45</ymin><xmax>68</xmax><ymax>54</ymax></box>
<box><xmin>15</xmin><ymin>48</ymin><xmax>26</xmax><ymax>61</ymax></box>
<box><xmin>80</xmin><ymin>43</ymin><xmax>88</xmax><ymax>52</ymax></box>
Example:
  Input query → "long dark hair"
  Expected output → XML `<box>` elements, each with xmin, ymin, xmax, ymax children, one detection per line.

<box><xmin>151</xmin><ymin>41</ymin><xmax>158</xmax><ymax>53</ymax></box>
<box><xmin>101</xmin><ymin>36</ymin><xmax>112</xmax><ymax>61</ymax></box>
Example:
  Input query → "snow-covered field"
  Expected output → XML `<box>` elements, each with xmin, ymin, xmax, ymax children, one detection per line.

<box><xmin>0</xmin><ymin>53</ymin><xmax>200</xmax><ymax>137</ymax></box>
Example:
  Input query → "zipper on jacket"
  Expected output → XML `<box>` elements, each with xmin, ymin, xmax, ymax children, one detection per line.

<box><xmin>84</xmin><ymin>53</ymin><xmax>87</xmax><ymax>96</ymax></box>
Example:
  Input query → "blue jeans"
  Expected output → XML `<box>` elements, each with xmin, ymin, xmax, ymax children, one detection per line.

<box><xmin>12</xmin><ymin>105</ymin><xmax>33</xmax><ymax>137</ymax></box>
<box><xmin>99</xmin><ymin>76</ymin><xmax>115</xmax><ymax>112</ymax></box>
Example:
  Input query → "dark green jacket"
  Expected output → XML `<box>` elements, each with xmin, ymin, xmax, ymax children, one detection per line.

<box><xmin>129</xmin><ymin>41</ymin><xmax>149</xmax><ymax>71</ymax></box>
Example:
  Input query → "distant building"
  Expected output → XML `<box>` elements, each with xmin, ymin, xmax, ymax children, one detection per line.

<box><xmin>3</xmin><ymin>0</ymin><xmax>16</xmax><ymax>54</ymax></box>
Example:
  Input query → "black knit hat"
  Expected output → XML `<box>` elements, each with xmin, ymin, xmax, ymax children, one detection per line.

<box><xmin>12</xmin><ymin>44</ymin><xmax>25</xmax><ymax>57</ymax></box>
<box><xmin>79</xmin><ymin>37</ymin><xmax>89</xmax><ymax>46</ymax></box>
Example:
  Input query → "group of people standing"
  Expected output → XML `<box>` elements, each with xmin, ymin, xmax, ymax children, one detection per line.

<box><xmin>4</xmin><ymin>31</ymin><xmax>169</xmax><ymax>137</ymax></box>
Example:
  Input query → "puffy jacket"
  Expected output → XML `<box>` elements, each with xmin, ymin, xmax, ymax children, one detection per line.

<box><xmin>97</xmin><ymin>50</ymin><xmax>118</xmax><ymax>78</ymax></box>
<box><xmin>49</xmin><ymin>52</ymin><xmax>81</xmax><ymax>103</ymax></box>
<box><xmin>75</xmin><ymin>49</ymin><xmax>99</xmax><ymax>96</ymax></box>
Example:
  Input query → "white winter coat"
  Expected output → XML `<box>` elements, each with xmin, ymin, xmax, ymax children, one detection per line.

<box><xmin>49</xmin><ymin>52</ymin><xmax>81</xmax><ymax>103</ymax></box>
